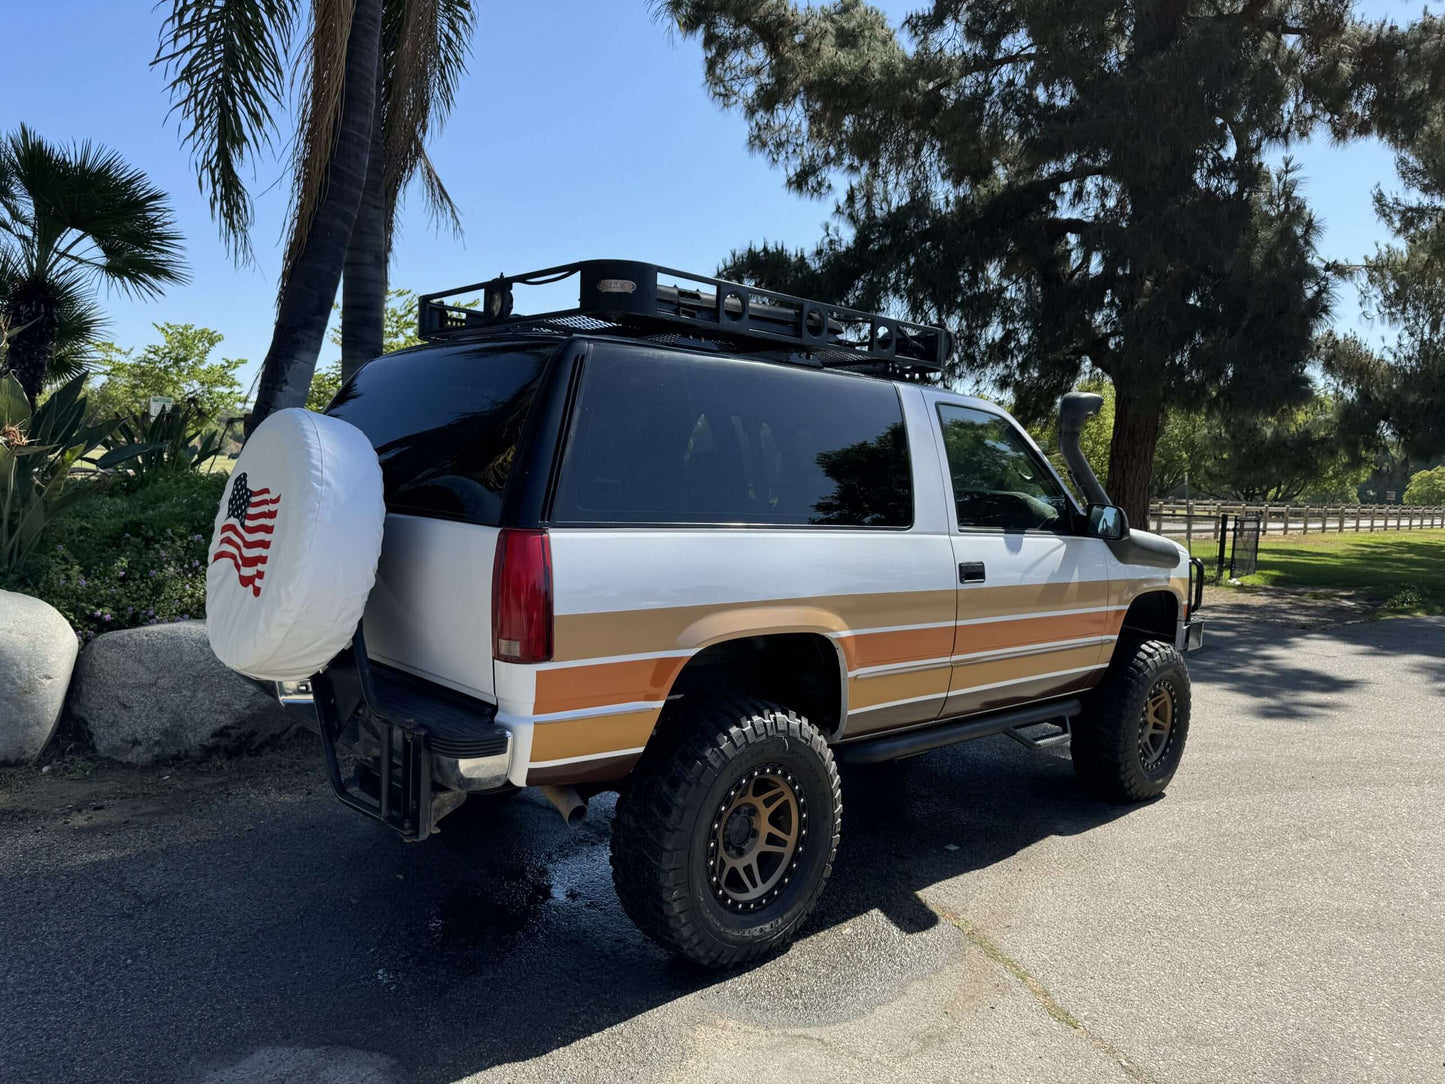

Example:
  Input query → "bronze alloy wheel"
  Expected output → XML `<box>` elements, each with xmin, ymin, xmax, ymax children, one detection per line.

<box><xmin>708</xmin><ymin>766</ymin><xmax>807</xmax><ymax>912</ymax></box>
<box><xmin>1138</xmin><ymin>678</ymin><xmax>1177</xmax><ymax>771</ymax></box>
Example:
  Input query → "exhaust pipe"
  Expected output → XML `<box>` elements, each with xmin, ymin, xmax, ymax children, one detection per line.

<box><xmin>538</xmin><ymin>784</ymin><xmax>588</xmax><ymax>827</ymax></box>
<box><xmin>1057</xmin><ymin>392</ymin><xmax>1110</xmax><ymax>508</ymax></box>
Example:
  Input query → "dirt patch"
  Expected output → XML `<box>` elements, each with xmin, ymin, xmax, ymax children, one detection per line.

<box><xmin>0</xmin><ymin>731</ymin><xmax>320</xmax><ymax>825</ymax></box>
<box><xmin>1200</xmin><ymin>584</ymin><xmax>1381</xmax><ymax>629</ymax></box>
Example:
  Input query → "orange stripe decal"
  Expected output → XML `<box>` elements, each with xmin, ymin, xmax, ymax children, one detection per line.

<box><xmin>533</xmin><ymin>656</ymin><xmax>687</xmax><ymax>715</ymax></box>
<box><xmin>837</xmin><ymin>624</ymin><xmax>955</xmax><ymax>669</ymax></box>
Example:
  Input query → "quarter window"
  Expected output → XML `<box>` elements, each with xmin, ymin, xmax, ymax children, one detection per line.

<box><xmin>937</xmin><ymin>404</ymin><xmax>1070</xmax><ymax>531</ymax></box>
<box><xmin>327</xmin><ymin>343</ymin><xmax>552</xmax><ymax>524</ymax></box>
<box><xmin>553</xmin><ymin>349</ymin><xmax>913</xmax><ymax>527</ymax></box>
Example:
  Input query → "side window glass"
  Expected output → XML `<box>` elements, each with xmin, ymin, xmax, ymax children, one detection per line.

<box><xmin>936</xmin><ymin>404</ymin><xmax>1069</xmax><ymax>532</ymax></box>
<box><xmin>554</xmin><ymin>350</ymin><xmax>913</xmax><ymax>526</ymax></box>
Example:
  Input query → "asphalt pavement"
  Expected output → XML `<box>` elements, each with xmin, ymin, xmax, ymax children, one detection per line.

<box><xmin>2</xmin><ymin>609</ymin><xmax>1441</xmax><ymax>1083</ymax></box>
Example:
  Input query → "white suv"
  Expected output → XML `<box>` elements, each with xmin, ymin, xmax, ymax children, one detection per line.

<box><xmin>295</xmin><ymin>260</ymin><xmax>1203</xmax><ymax>967</ymax></box>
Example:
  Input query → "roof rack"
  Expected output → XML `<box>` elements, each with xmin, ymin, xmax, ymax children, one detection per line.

<box><xmin>416</xmin><ymin>259</ymin><xmax>951</xmax><ymax>377</ymax></box>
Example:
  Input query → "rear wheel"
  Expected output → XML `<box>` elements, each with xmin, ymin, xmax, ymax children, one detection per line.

<box><xmin>610</xmin><ymin>699</ymin><xmax>841</xmax><ymax>968</ymax></box>
<box><xmin>1073</xmin><ymin>638</ymin><xmax>1190</xmax><ymax>802</ymax></box>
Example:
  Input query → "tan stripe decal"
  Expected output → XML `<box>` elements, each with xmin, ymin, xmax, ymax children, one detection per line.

<box><xmin>849</xmin><ymin>666</ymin><xmax>953</xmax><ymax>711</ymax></box>
<box><xmin>956</xmin><ymin>579</ymin><xmax>1112</xmax><ymax>620</ymax></box>
<box><xmin>531</xmin><ymin>579</ymin><xmax>1175</xmax><ymax>771</ymax></box>
<box><xmin>528</xmin><ymin>708</ymin><xmax>660</xmax><ymax>763</ymax></box>
<box><xmin>846</xmin><ymin>641</ymin><xmax>1104</xmax><ymax>716</ymax></box>
<box><xmin>941</xmin><ymin>668</ymin><xmax>1099</xmax><ymax>719</ymax></box>
<box><xmin>954</xmin><ymin>610</ymin><xmax>1117</xmax><ymax>655</ymax></box>
<box><xmin>553</xmin><ymin>589</ymin><xmax>956</xmax><ymax>662</ymax></box>
<box><xmin>947</xmin><ymin>643</ymin><xmax>1103</xmax><ymax>689</ymax></box>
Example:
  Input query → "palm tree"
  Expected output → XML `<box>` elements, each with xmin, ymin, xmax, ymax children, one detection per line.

<box><xmin>155</xmin><ymin>0</ymin><xmax>474</xmax><ymax>428</ymax></box>
<box><xmin>342</xmin><ymin>0</ymin><xmax>470</xmax><ymax>380</ymax></box>
<box><xmin>0</xmin><ymin>125</ymin><xmax>186</xmax><ymax>407</ymax></box>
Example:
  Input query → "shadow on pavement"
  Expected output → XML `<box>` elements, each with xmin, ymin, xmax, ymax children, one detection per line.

<box><xmin>1</xmin><ymin>731</ymin><xmax>1133</xmax><ymax>1083</ymax></box>
<box><xmin>6</xmin><ymin>612</ymin><xmax>1438</xmax><ymax>1082</ymax></box>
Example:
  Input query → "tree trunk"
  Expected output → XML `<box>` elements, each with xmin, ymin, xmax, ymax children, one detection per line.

<box><xmin>341</xmin><ymin>71</ymin><xmax>387</xmax><ymax>383</ymax></box>
<box><xmin>248</xmin><ymin>0</ymin><xmax>383</xmax><ymax>435</ymax></box>
<box><xmin>1105</xmin><ymin>389</ymin><xmax>1162</xmax><ymax>529</ymax></box>
<box><xmin>2</xmin><ymin>280</ymin><xmax>60</xmax><ymax>408</ymax></box>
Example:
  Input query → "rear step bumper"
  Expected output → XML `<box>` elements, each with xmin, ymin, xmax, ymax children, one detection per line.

<box><xmin>311</xmin><ymin>630</ymin><xmax>511</xmax><ymax>840</ymax></box>
<box><xmin>837</xmin><ymin>697</ymin><xmax>1082</xmax><ymax>765</ymax></box>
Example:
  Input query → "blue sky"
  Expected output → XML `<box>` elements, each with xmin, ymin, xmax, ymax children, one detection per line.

<box><xmin>3</xmin><ymin>0</ymin><xmax>1430</xmax><ymax>395</ymax></box>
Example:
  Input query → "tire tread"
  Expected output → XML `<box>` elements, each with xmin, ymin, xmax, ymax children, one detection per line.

<box><xmin>610</xmin><ymin>698</ymin><xmax>841</xmax><ymax>968</ymax></box>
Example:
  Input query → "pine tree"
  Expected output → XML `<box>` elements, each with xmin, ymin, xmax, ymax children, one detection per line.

<box><xmin>662</xmin><ymin>1</ymin><xmax>1442</xmax><ymax>524</ymax></box>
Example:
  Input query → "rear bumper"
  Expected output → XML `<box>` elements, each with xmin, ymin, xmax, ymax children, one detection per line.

<box><xmin>312</xmin><ymin>631</ymin><xmax>512</xmax><ymax>840</ymax></box>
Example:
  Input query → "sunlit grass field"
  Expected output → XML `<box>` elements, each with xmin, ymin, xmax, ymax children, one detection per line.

<box><xmin>1189</xmin><ymin>529</ymin><xmax>1445</xmax><ymax>613</ymax></box>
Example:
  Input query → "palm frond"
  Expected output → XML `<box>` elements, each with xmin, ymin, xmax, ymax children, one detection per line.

<box><xmin>381</xmin><ymin>0</ymin><xmax>474</xmax><ymax>243</ymax></box>
<box><xmin>45</xmin><ymin>288</ymin><xmax>105</xmax><ymax>386</ymax></box>
<box><xmin>154</xmin><ymin>0</ymin><xmax>300</xmax><ymax>264</ymax></box>
<box><xmin>0</xmin><ymin>125</ymin><xmax>187</xmax><ymax>299</ymax></box>
<box><xmin>280</xmin><ymin>0</ymin><xmax>357</xmax><ymax>299</ymax></box>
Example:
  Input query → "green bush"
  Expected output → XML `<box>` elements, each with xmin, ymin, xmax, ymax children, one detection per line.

<box><xmin>2</xmin><ymin>472</ymin><xmax>224</xmax><ymax>642</ymax></box>
<box><xmin>1403</xmin><ymin>466</ymin><xmax>1445</xmax><ymax>506</ymax></box>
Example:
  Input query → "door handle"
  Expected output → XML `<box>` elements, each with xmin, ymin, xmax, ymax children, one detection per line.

<box><xmin>959</xmin><ymin>561</ymin><xmax>986</xmax><ymax>584</ymax></box>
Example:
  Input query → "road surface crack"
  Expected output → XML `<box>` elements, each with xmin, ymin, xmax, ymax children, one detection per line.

<box><xmin>930</xmin><ymin>902</ymin><xmax>1154</xmax><ymax>1084</ymax></box>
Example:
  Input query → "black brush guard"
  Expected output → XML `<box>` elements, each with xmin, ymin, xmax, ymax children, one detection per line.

<box><xmin>311</xmin><ymin>629</ymin><xmax>508</xmax><ymax>841</ymax></box>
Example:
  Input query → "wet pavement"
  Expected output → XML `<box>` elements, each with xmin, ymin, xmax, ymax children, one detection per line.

<box><xmin>2</xmin><ymin>612</ymin><xmax>1442</xmax><ymax>1083</ymax></box>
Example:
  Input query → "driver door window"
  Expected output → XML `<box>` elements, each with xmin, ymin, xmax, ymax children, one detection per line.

<box><xmin>936</xmin><ymin>404</ymin><xmax>1069</xmax><ymax>532</ymax></box>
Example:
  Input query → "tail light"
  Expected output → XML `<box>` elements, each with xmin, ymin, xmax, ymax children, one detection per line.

<box><xmin>492</xmin><ymin>528</ymin><xmax>553</xmax><ymax>663</ymax></box>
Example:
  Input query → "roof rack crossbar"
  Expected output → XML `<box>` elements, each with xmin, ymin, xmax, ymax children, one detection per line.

<box><xmin>417</xmin><ymin>259</ymin><xmax>952</xmax><ymax>375</ymax></box>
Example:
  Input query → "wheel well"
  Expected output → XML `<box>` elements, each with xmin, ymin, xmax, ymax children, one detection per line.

<box><xmin>661</xmin><ymin>633</ymin><xmax>844</xmax><ymax>739</ymax></box>
<box><xmin>1119</xmin><ymin>590</ymin><xmax>1179</xmax><ymax>643</ymax></box>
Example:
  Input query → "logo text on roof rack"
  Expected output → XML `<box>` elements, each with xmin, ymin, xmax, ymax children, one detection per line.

<box><xmin>597</xmin><ymin>279</ymin><xmax>636</xmax><ymax>294</ymax></box>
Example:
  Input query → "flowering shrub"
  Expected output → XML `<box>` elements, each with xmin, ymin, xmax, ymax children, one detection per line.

<box><xmin>2</xmin><ymin>473</ymin><xmax>225</xmax><ymax>642</ymax></box>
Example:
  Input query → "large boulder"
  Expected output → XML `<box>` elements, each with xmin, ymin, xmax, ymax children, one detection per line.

<box><xmin>68</xmin><ymin>620</ymin><xmax>292</xmax><ymax>764</ymax></box>
<box><xmin>0</xmin><ymin>590</ymin><xmax>79</xmax><ymax>763</ymax></box>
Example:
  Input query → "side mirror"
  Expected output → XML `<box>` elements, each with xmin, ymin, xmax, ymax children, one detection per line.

<box><xmin>1088</xmin><ymin>504</ymin><xmax>1129</xmax><ymax>541</ymax></box>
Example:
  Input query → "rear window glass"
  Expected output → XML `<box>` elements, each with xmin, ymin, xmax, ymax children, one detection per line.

<box><xmin>328</xmin><ymin>343</ymin><xmax>552</xmax><ymax>524</ymax></box>
<box><xmin>552</xmin><ymin>348</ymin><xmax>912</xmax><ymax>527</ymax></box>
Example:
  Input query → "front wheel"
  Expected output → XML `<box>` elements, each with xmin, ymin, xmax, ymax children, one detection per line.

<box><xmin>1072</xmin><ymin>638</ymin><xmax>1190</xmax><ymax>803</ymax></box>
<box><xmin>610</xmin><ymin>699</ymin><xmax>841</xmax><ymax>968</ymax></box>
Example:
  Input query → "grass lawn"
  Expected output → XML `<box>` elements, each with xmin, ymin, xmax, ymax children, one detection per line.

<box><xmin>1190</xmin><ymin>529</ymin><xmax>1445</xmax><ymax>613</ymax></box>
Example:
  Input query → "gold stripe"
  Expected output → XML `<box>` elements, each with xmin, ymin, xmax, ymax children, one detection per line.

<box><xmin>941</xmin><ymin>668</ymin><xmax>1098</xmax><ymax>719</ymax></box>
<box><xmin>552</xmin><ymin>589</ymin><xmax>956</xmax><ymax>662</ymax></box>
<box><xmin>551</xmin><ymin>579</ymin><xmax>1174</xmax><ymax>664</ymax></box>
<box><xmin>849</xmin><ymin>666</ymin><xmax>953</xmax><ymax>710</ymax></box>
<box><xmin>956</xmin><ymin>578</ymin><xmax>1112</xmax><ymax>619</ymax></box>
<box><xmin>528</xmin><ymin>708</ymin><xmax>660</xmax><ymax>763</ymax></box>
<box><xmin>531</xmin><ymin>579</ymin><xmax>1176</xmax><ymax>761</ymax></box>
<box><xmin>948</xmin><ymin>643</ymin><xmax>1103</xmax><ymax>690</ymax></box>
<box><xmin>955</xmin><ymin>610</ymin><xmax>1115</xmax><ymax>655</ymax></box>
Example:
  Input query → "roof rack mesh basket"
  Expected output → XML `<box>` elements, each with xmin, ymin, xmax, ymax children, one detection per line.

<box><xmin>417</xmin><ymin>259</ymin><xmax>952</xmax><ymax>378</ymax></box>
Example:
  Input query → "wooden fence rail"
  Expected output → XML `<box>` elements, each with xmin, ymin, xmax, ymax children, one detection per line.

<box><xmin>1146</xmin><ymin>501</ymin><xmax>1445</xmax><ymax>547</ymax></box>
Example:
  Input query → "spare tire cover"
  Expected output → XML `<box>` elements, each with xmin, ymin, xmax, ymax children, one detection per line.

<box><xmin>206</xmin><ymin>408</ymin><xmax>385</xmax><ymax>682</ymax></box>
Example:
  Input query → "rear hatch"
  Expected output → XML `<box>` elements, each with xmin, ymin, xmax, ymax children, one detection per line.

<box><xmin>327</xmin><ymin>340</ymin><xmax>555</xmax><ymax>701</ymax></box>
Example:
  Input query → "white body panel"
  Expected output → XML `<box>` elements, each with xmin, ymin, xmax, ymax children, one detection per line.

<box><xmin>363</xmin><ymin>513</ymin><xmax>496</xmax><ymax>701</ymax></box>
<box><xmin>355</xmin><ymin>369</ymin><xmax>1187</xmax><ymax>788</ymax></box>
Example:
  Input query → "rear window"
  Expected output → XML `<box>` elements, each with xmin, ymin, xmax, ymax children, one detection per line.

<box><xmin>328</xmin><ymin>343</ymin><xmax>553</xmax><ymax>524</ymax></box>
<box><xmin>551</xmin><ymin>348</ymin><xmax>912</xmax><ymax>527</ymax></box>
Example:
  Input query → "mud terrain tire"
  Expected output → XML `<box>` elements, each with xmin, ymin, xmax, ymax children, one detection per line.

<box><xmin>611</xmin><ymin>699</ymin><xmax>841</xmax><ymax>968</ymax></box>
<box><xmin>1073</xmin><ymin>638</ymin><xmax>1190</xmax><ymax>803</ymax></box>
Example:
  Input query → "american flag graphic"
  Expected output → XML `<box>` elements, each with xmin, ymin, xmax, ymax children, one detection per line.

<box><xmin>211</xmin><ymin>472</ymin><xmax>279</xmax><ymax>598</ymax></box>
